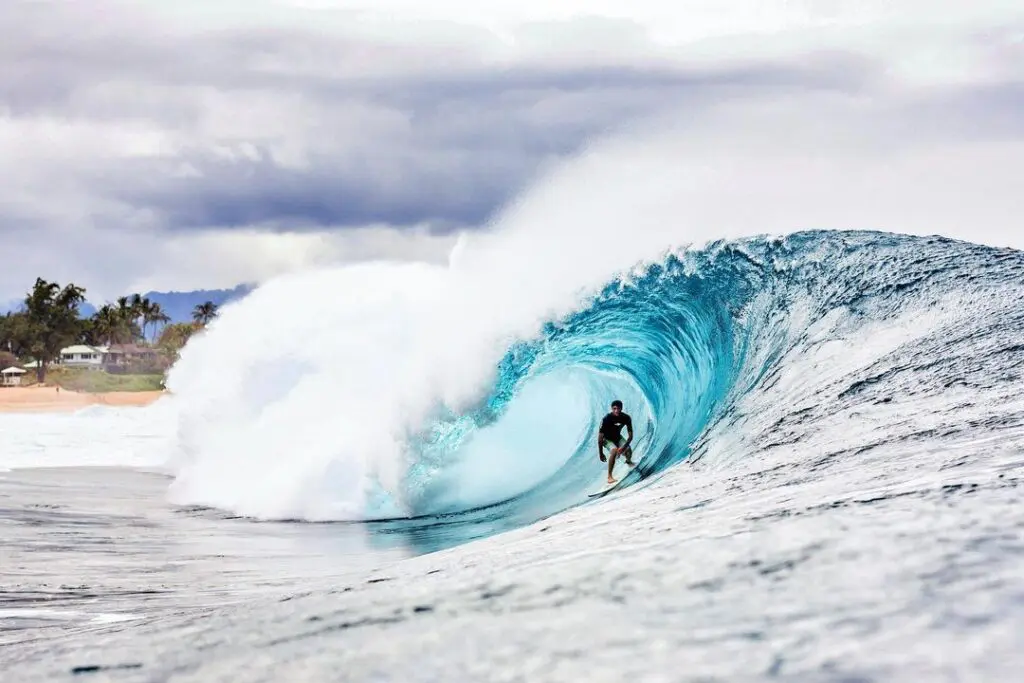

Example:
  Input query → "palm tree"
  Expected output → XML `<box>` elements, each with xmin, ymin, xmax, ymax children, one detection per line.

<box><xmin>131</xmin><ymin>294</ymin><xmax>160</xmax><ymax>342</ymax></box>
<box><xmin>114</xmin><ymin>296</ymin><xmax>142</xmax><ymax>342</ymax></box>
<box><xmin>192</xmin><ymin>301</ymin><xmax>219</xmax><ymax>326</ymax></box>
<box><xmin>131</xmin><ymin>295</ymin><xmax>146</xmax><ymax>339</ymax></box>
<box><xmin>92</xmin><ymin>304</ymin><xmax>132</xmax><ymax>346</ymax></box>
<box><xmin>146</xmin><ymin>302</ymin><xmax>170</xmax><ymax>342</ymax></box>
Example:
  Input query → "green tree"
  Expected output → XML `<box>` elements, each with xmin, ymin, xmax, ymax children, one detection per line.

<box><xmin>130</xmin><ymin>294</ymin><xmax>147</xmax><ymax>340</ymax></box>
<box><xmin>192</xmin><ymin>301</ymin><xmax>219</xmax><ymax>326</ymax></box>
<box><xmin>114</xmin><ymin>296</ymin><xmax>143</xmax><ymax>342</ymax></box>
<box><xmin>0</xmin><ymin>311</ymin><xmax>33</xmax><ymax>358</ymax></box>
<box><xmin>156</xmin><ymin>321</ymin><xmax>200</xmax><ymax>361</ymax></box>
<box><xmin>22</xmin><ymin>278</ymin><xmax>87</xmax><ymax>382</ymax></box>
<box><xmin>78</xmin><ymin>315</ymin><xmax>100</xmax><ymax>346</ymax></box>
<box><xmin>87</xmin><ymin>304</ymin><xmax>131</xmax><ymax>346</ymax></box>
<box><xmin>142</xmin><ymin>299</ymin><xmax>170</xmax><ymax>342</ymax></box>
<box><xmin>84</xmin><ymin>294</ymin><xmax>170</xmax><ymax>346</ymax></box>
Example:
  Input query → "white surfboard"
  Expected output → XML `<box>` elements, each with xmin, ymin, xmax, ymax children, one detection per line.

<box><xmin>588</xmin><ymin>462</ymin><xmax>636</xmax><ymax>498</ymax></box>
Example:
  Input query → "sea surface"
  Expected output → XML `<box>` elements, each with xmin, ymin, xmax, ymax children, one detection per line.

<box><xmin>3</xmin><ymin>230</ymin><xmax>1024</xmax><ymax>681</ymax></box>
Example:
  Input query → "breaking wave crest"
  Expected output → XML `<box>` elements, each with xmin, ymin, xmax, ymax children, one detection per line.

<box><xmin>162</xmin><ymin>228</ymin><xmax>1024</xmax><ymax>535</ymax></box>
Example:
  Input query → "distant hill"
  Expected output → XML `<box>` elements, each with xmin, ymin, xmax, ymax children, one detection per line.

<box><xmin>139</xmin><ymin>284</ymin><xmax>255</xmax><ymax>324</ymax></box>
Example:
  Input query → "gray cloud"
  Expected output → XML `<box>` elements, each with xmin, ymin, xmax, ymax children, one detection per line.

<box><xmin>0</xmin><ymin>1</ymin><xmax>1021</xmax><ymax>301</ymax></box>
<box><xmin>104</xmin><ymin>60</ymin><xmax>874</xmax><ymax>233</ymax></box>
<box><xmin>0</xmin><ymin>2</ymin><xmax>883</xmax><ymax>241</ymax></box>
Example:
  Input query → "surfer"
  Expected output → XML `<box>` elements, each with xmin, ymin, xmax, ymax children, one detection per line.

<box><xmin>598</xmin><ymin>400</ymin><xmax>634</xmax><ymax>484</ymax></box>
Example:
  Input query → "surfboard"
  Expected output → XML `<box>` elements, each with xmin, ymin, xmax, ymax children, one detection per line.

<box><xmin>588</xmin><ymin>430</ymin><xmax>650</xmax><ymax>499</ymax></box>
<box><xmin>588</xmin><ymin>462</ymin><xmax>636</xmax><ymax>498</ymax></box>
<box><xmin>587</xmin><ymin>480</ymin><xmax>625</xmax><ymax>498</ymax></box>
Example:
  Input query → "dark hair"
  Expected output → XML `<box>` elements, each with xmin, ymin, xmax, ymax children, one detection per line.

<box><xmin>611</xmin><ymin>400</ymin><xmax>623</xmax><ymax>409</ymax></box>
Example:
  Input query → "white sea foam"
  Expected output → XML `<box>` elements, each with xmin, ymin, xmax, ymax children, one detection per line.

<box><xmin>0</xmin><ymin>401</ymin><xmax>175</xmax><ymax>473</ymax></box>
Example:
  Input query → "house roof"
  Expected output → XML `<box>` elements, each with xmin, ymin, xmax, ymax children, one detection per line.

<box><xmin>61</xmin><ymin>345</ymin><xmax>102</xmax><ymax>355</ymax></box>
<box><xmin>1</xmin><ymin>366</ymin><xmax>27</xmax><ymax>375</ymax></box>
<box><xmin>107</xmin><ymin>343</ymin><xmax>156</xmax><ymax>354</ymax></box>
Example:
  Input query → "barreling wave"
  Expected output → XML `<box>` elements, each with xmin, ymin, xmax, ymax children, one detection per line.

<box><xmin>163</xmin><ymin>228</ymin><xmax>1024</xmax><ymax>540</ymax></box>
<box><xmin>402</xmin><ymin>229</ymin><xmax>1024</xmax><ymax>516</ymax></box>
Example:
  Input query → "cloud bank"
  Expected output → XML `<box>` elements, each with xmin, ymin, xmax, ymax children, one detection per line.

<box><xmin>0</xmin><ymin>1</ymin><xmax>1021</xmax><ymax>301</ymax></box>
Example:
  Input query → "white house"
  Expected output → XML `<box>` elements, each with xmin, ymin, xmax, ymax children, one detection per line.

<box><xmin>59</xmin><ymin>345</ymin><xmax>108</xmax><ymax>368</ymax></box>
<box><xmin>1</xmin><ymin>367</ymin><xmax>27</xmax><ymax>387</ymax></box>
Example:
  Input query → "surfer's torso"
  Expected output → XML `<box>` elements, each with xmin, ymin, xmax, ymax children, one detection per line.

<box><xmin>600</xmin><ymin>411</ymin><xmax>632</xmax><ymax>443</ymax></box>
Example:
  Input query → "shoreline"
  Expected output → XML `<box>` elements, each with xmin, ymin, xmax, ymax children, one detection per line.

<box><xmin>0</xmin><ymin>386</ymin><xmax>166</xmax><ymax>413</ymax></box>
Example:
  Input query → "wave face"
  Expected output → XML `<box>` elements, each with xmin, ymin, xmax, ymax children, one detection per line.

<box><xmin>162</xmin><ymin>229</ymin><xmax>1024</xmax><ymax>540</ymax></box>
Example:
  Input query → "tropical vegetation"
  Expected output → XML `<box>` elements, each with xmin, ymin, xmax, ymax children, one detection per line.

<box><xmin>0</xmin><ymin>277</ymin><xmax>220</xmax><ymax>386</ymax></box>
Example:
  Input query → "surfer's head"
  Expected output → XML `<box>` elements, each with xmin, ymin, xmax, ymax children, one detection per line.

<box><xmin>610</xmin><ymin>400</ymin><xmax>623</xmax><ymax>414</ymax></box>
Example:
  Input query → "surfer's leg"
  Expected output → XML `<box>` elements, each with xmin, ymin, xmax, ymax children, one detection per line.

<box><xmin>605</xmin><ymin>439</ymin><xmax>618</xmax><ymax>483</ymax></box>
<box><xmin>612</xmin><ymin>437</ymin><xmax>634</xmax><ymax>467</ymax></box>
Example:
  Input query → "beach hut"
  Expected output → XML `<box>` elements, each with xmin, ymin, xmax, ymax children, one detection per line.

<box><xmin>1</xmin><ymin>367</ymin><xmax>27</xmax><ymax>387</ymax></box>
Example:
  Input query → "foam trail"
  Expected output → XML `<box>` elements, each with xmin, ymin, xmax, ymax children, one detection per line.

<box><xmin>163</xmin><ymin>64</ymin><xmax>1024</xmax><ymax>521</ymax></box>
<box><xmin>0</xmin><ymin>401</ymin><xmax>177</xmax><ymax>473</ymax></box>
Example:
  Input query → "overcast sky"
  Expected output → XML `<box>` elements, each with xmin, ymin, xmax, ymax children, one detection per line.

<box><xmin>1</xmin><ymin>1</ymin><xmax>1021</xmax><ymax>304</ymax></box>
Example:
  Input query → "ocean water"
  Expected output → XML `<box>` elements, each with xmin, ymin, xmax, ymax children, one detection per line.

<box><xmin>2</xmin><ymin>227</ymin><xmax>1023</xmax><ymax>681</ymax></box>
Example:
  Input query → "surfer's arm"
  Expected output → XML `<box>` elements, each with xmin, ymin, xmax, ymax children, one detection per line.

<box><xmin>597</xmin><ymin>431</ymin><xmax>607</xmax><ymax>460</ymax></box>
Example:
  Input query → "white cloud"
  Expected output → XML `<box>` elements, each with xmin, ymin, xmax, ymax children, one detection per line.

<box><xmin>123</xmin><ymin>226</ymin><xmax>457</xmax><ymax>299</ymax></box>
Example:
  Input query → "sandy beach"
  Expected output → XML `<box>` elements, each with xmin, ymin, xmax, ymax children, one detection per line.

<box><xmin>0</xmin><ymin>386</ymin><xmax>165</xmax><ymax>412</ymax></box>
